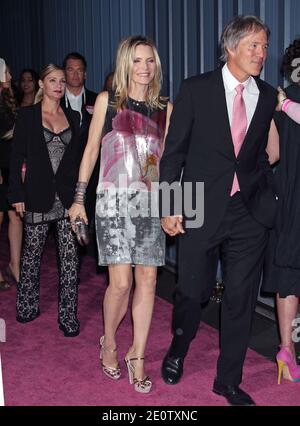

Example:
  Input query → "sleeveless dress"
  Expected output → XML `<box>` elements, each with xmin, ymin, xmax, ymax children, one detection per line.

<box><xmin>95</xmin><ymin>94</ymin><xmax>166</xmax><ymax>266</ymax></box>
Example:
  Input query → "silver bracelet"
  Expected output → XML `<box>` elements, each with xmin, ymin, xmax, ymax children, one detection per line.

<box><xmin>74</xmin><ymin>181</ymin><xmax>87</xmax><ymax>205</ymax></box>
<box><xmin>75</xmin><ymin>181</ymin><xmax>88</xmax><ymax>193</ymax></box>
<box><xmin>74</xmin><ymin>192</ymin><xmax>86</xmax><ymax>205</ymax></box>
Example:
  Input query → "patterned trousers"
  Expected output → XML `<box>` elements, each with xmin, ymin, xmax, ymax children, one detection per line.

<box><xmin>16</xmin><ymin>218</ymin><xmax>80</xmax><ymax>333</ymax></box>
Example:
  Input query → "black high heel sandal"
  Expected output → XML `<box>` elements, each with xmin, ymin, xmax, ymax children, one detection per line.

<box><xmin>5</xmin><ymin>266</ymin><xmax>19</xmax><ymax>286</ymax></box>
<box><xmin>0</xmin><ymin>277</ymin><xmax>10</xmax><ymax>291</ymax></box>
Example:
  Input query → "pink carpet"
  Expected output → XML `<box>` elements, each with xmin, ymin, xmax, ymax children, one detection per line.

<box><xmin>0</xmin><ymin>231</ymin><xmax>299</xmax><ymax>406</ymax></box>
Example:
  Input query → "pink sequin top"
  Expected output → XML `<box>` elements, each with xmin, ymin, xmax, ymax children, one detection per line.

<box><xmin>98</xmin><ymin>97</ymin><xmax>167</xmax><ymax>191</ymax></box>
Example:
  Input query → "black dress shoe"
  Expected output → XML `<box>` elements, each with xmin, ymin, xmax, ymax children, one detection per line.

<box><xmin>161</xmin><ymin>351</ymin><xmax>184</xmax><ymax>385</ymax></box>
<box><xmin>213</xmin><ymin>379</ymin><xmax>256</xmax><ymax>406</ymax></box>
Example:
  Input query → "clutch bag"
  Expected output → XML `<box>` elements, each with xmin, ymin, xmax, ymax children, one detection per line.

<box><xmin>74</xmin><ymin>217</ymin><xmax>89</xmax><ymax>246</ymax></box>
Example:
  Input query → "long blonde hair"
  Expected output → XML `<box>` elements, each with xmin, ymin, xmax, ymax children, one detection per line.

<box><xmin>34</xmin><ymin>63</ymin><xmax>65</xmax><ymax>103</ymax></box>
<box><xmin>113</xmin><ymin>35</ymin><xmax>164</xmax><ymax>110</ymax></box>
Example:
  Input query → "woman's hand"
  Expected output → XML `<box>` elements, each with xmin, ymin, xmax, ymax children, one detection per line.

<box><xmin>276</xmin><ymin>86</ymin><xmax>287</xmax><ymax>111</ymax></box>
<box><xmin>161</xmin><ymin>216</ymin><xmax>185</xmax><ymax>236</ymax></box>
<box><xmin>68</xmin><ymin>203</ymin><xmax>88</xmax><ymax>231</ymax></box>
<box><xmin>12</xmin><ymin>202</ymin><xmax>25</xmax><ymax>217</ymax></box>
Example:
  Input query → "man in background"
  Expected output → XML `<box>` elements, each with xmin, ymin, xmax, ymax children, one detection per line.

<box><xmin>62</xmin><ymin>52</ymin><xmax>98</xmax><ymax>234</ymax></box>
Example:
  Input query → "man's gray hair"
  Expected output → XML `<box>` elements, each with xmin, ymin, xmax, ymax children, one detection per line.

<box><xmin>220</xmin><ymin>15</ymin><xmax>270</xmax><ymax>62</ymax></box>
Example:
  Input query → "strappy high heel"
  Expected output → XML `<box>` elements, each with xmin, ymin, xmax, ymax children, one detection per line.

<box><xmin>5</xmin><ymin>266</ymin><xmax>19</xmax><ymax>286</ymax></box>
<box><xmin>99</xmin><ymin>336</ymin><xmax>121</xmax><ymax>380</ymax></box>
<box><xmin>124</xmin><ymin>356</ymin><xmax>152</xmax><ymax>393</ymax></box>
<box><xmin>276</xmin><ymin>346</ymin><xmax>300</xmax><ymax>384</ymax></box>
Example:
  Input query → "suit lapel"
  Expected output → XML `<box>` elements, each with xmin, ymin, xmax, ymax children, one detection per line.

<box><xmin>212</xmin><ymin>69</ymin><xmax>235</xmax><ymax>158</ymax></box>
<box><xmin>237</xmin><ymin>79</ymin><xmax>265</xmax><ymax>158</ymax></box>
<box><xmin>35</xmin><ymin>102</ymin><xmax>55</xmax><ymax>176</ymax></box>
<box><xmin>55</xmin><ymin>107</ymin><xmax>78</xmax><ymax>175</ymax></box>
<box><xmin>212</xmin><ymin>70</ymin><xmax>267</xmax><ymax>160</ymax></box>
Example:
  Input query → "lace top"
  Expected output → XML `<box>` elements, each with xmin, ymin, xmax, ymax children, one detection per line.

<box><xmin>24</xmin><ymin>127</ymin><xmax>71</xmax><ymax>224</ymax></box>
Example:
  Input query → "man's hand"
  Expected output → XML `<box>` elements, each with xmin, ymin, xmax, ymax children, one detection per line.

<box><xmin>161</xmin><ymin>216</ymin><xmax>185</xmax><ymax>236</ymax></box>
<box><xmin>276</xmin><ymin>86</ymin><xmax>287</xmax><ymax>111</ymax></box>
<box><xmin>12</xmin><ymin>202</ymin><xmax>25</xmax><ymax>218</ymax></box>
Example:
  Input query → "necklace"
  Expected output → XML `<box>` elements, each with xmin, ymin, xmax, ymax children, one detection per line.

<box><xmin>128</xmin><ymin>98</ymin><xmax>152</xmax><ymax>179</ymax></box>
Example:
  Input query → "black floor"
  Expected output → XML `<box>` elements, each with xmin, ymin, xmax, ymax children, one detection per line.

<box><xmin>156</xmin><ymin>268</ymin><xmax>300</xmax><ymax>363</ymax></box>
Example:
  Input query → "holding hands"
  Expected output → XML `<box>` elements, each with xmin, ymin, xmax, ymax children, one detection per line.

<box><xmin>12</xmin><ymin>202</ymin><xmax>25</xmax><ymax>218</ymax></box>
<box><xmin>277</xmin><ymin>86</ymin><xmax>287</xmax><ymax>111</ymax></box>
<box><xmin>161</xmin><ymin>215</ymin><xmax>185</xmax><ymax>237</ymax></box>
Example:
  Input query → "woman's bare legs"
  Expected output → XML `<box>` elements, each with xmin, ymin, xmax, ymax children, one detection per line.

<box><xmin>126</xmin><ymin>265</ymin><xmax>157</xmax><ymax>380</ymax></box>
<box><xmin>8</xmin><ymin>210</ymin><xmax>23</xmax><ymax>281</ymax></box>
<box><xmin>277</xmin><ymin>293</ymin><xmax>299</xmax><ymax>359</ymax></box>
<box><xmin>102</xmin><ymin>264</ymin><xmax>133</xmax><ymax>368</ymax></box>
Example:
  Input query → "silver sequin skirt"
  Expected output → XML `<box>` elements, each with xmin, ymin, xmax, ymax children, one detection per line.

<box><xmin>95</xmin><ymin>190</ymin><xmax>165</xmax><ymax>266</ymax></box>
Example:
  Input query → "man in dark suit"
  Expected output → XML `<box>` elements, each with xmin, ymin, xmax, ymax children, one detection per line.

<box><xmin>62</xmin><ymin>51</ymin><xmax>97</xmax><ymax>120</ymax></box>
<box><xmin>160</xmin><ymin>15</ymin><xmax>278</xmax><ymax>406</ymax></box>
<box><xmin>62</xmin><ymin>52</ymin><xmax>98</xmax><ymax>227</ymax></box>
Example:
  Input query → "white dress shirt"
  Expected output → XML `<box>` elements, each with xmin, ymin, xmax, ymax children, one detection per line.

<box><xmin>65</xmin><ymin>87</ymin><xmax>85</xmax><ymax>113</ymax></box>
<box><xmin>65</xmin><ymin>87</ymin><xmax>86</xmax><ymax>125</ymax></box>
<box><xmin>222</xmin><ymin>63</ymin><xmax>260</xmax><ymax>131</ymax></box>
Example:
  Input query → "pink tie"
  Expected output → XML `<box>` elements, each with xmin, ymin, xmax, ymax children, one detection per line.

<box><xmin>230</xmin><ymin>84</ymin><xmax>247</xmax><ymax>196</ymax></box>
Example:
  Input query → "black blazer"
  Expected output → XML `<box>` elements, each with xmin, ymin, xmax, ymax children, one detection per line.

<box><xmin>8</xmin><ymin>102</ymin><xmax>83</xmax><ymax>212</ymax></box>
<box><xmin>159</xmin><ymin>67</ymin><xmax>278</xmax><ymax>240</ymax></box>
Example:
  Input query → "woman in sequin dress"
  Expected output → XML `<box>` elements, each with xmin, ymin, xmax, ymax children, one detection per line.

<box><xmin>9</xmin><ymin>64</ymin><xmax>83</xmax><ymax>337</ymax></box>
<box><xmin>69</xmin><ymin>36</ymin><xmax>172</xmax><ymax>392</ymax></box>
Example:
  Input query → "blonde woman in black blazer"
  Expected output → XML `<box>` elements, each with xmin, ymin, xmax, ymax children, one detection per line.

<box><xmin>9</xmin><ymin>64</ymin><xmax>83</xmax><ymax>337</ymax></box>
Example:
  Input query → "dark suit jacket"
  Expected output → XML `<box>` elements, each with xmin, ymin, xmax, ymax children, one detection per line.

<box><xmin>85</xmin><ymin>88</ymin><xmax>98</xmax><ymax>105</ymax></box>
<box><xmin>159</xmin><ymin>67</ymin><xmax>278</xmax><ymax>240</ymax></box>
<box><xmin>8</xmin><ymin>102</ymin><xmax>83</xmax><ymax>212</ymax></box>
<box><xmin>61</xmin><ymin>87</ymin><xmax>99</xmax><ymax>222</ymax></box>
<box><xmin>61</xmin><ymin>87</ymin><xmax>97</xmax><ymax>129</ymax></box>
